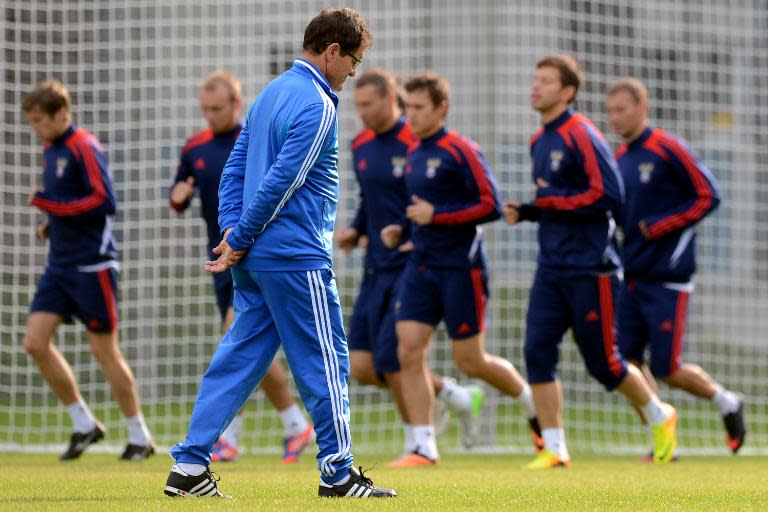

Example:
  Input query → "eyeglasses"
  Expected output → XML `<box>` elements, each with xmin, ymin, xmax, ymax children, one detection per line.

<box><xmin>323</xmin><ymin>41</ymin><xmax>363</xmax><ymax>69</ymax></box>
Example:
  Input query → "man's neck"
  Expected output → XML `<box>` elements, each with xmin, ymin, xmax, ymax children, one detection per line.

<box><xmin>375</xmin><ymin>112</ymin><xmax>401</xmax><ymax>135</ymax></box>
<box><xmin>623</xmin><ymin>121</ymin><xmax>649</xmax><ymax>144</ymax></box>
<box><xmin>300</xmin><ymin>52</ymin><xmax>329</xmax><ymax>82</ymax></box>
<box><xmin>418</xmin><ymin>122</ymin><xmax>444</xmax><ymax>140</ymax></box>
<box><xmin>540</xmin><ymin>104</ymin><xmax>569</xmax><ymax>125</ymax></box>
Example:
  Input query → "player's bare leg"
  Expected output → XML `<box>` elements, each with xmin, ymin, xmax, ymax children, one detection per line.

<box><xmin>664</xmin><ymin>364</ymin><xmax>745</xmax><ymax>453</ymax></box>
<box><xmin>388</xmin><ymin>320</ymin><xmax>438</xmax><ymax>466</ymax></box>
<box><xmin>87</xmin><ymin>330</ymin><xmax>140</xmax><ymax>417</ymax></box>
<box><xmin>87</xmin><ymin>329</ymin><xmax>153</xmax><ymax>459</ymax></box>
<box><xmin>451</xmin><ymin>333</ymin><xmax>524</xmax><ymax>396</ymax></box>
<box><xmin>451</xmin><ymin>333</ymin><xmax>540</xmax><ymax>449</ymax></box>
<box><xmin>350</xmin><ymin>350</ymin><xmax>384</xmax><ymax>386</ymax></box>
<box><xmin>23</xmin><ymin>312</ymin><xmax>78</xmax><ymax>404</ymax></box>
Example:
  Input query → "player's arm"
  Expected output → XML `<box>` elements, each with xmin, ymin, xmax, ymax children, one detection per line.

<box><xmin>336</xmin><ymin>164</ymin><xmax>367</xmax><ymax>253</ymax></box>
<box><xmin>504</xmin><ymin>200</ymin><xmax>541</xmax><ymax>225</ymax></box>
<box><xmin>427</xmin><ymin>142</ymin><xmax>501</xmax><ymax>226</ymax></box>
<box><xmin>31</xmin><ymin>141</ymin><xmax>116</xmax><ymax>218</ymax></box>
<box><xmin>217</xmin><ymin>106</ymin><xmax>252</xmax><ymax>236</ymax></box>
<box><xmin>535</xmin><ymin>125</ymin><xmax>623</xmax><ymax>215</ymax></box>
<box><xmin>169</xmin><ymin>149</ymin><xmax>195</xmax><ymax>213</ymax></box>
<box><xmin>226</xmin><ymin>101</ymin><xmax>335</xmax><ymax>252</ymax></box>
<box><xmin>639</xmin><ymin>138</ymin><xmax>720</xmax><ymax>240</ymax></box>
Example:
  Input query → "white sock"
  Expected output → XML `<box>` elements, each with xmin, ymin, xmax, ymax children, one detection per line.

<box><xmin>412</xmin><ymin>424</ymin><xmax>439</xmax><ymax>460</ymax></box>
<box><xmin>279</xmin><ymin>403</ymin><xmax>309</xmax><ymax>437</ymax></box>
<box><xmin>515</xmin><ymin>383</ymin><xmax>537</xmax><ymax>419</ymax></box>
<box><xmin>177</xmin><ymin>463</ymin><xmax>206</xmax><ymax>476</ymax></box>
<box><xmin>712</xmin><ymin>385</ymin><xmax>741</xmax><ymax>415</ymax></box>
<box><xmin>126</xmin><ymin>413</ymin><xmax>151</xmax><ymax>445</ymax></box>
<box><xmin>404</xmin><ymin>424</ymin><xmax>416</xmax><ymax>453</ymax></box>
<box><xmin>220</xmin><ymin>414</ymin><xmax>243</xmax><ymax>445</ymax></box>
<box><xmin>65</xmin><ymin>399</ymin><xmax>97</xmax><ymax>433</ymax></box>
<box><xmin>438</xmin><ymin>377</ymin><xmax>472</xmax><ymax>412</ymax></box>
<box><xmin>640</xmin><ymin>394</ymin><xmax>668</xmax><ymax>425</ymax></box>
<box><xmin>542</xmin><ymin>428</ymin><xmax>569</xmax><ymax>460</ymax></box>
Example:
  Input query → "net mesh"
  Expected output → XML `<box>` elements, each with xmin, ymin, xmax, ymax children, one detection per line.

<box><xmin>2</xmin><ymin>0</ymin><xmax>766</xmax><ymax>455</ymax></box>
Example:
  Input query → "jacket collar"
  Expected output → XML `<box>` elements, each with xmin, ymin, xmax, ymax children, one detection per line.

<box><xmin>293</xmin><ymin>59</ymin><xmax>339</xmax><ymax>107</ymax></box>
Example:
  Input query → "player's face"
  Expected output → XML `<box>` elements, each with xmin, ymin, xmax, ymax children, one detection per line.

<box><xmin>354</xmin><ymin>84</ymin><xmax>394</xmax><ymax>133</ymax></box>
<box><xmin>405</xmin><ymin>89</ymin><xmax>447</xmax><ymax>139</ymax></box>
<box><xmin>24</xmin><ymin>106</ymin><xmax>69</xmax><ymax>142</ymax></box>
<box><xmin>606</xmin><ymin>90</ymin><xmax>647</xmax><ymax>141</ymax></box>
<box><xmin>199</xmin><ymin>85</ymin><xmax>241</xmax><ymax>135</ymax></box>
<box><xmin>531</xmin><ymin>66</ymin><xmax>573</xmax><ymax>114</ymax></box>
<box><xmin>327</xmin><ymin>40</ymin><xmax>370</xmax><ymax>92</ymax></box>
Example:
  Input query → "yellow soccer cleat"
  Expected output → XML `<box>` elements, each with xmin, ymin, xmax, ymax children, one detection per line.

<box><xmin>652</xmin><ymin>403</ymin><xmax>678</xmax><ymax>465</ymax></box>
<box><xmin>523</xmin><ymin>449</ymin><xmax>571</xmax><ymax>469</ymax></box>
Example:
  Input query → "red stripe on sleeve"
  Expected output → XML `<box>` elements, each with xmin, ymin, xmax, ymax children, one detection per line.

<box><xmin>535</xmin><ymin>121</ymin><xmax>604</xmax><ymax>210</ymax></box>
<box><xmin>31</xmin><ymin>130</ymin><xmax>107</xmax><ymax>216</ymax></box>
<box><xmin>645</xmin><ymin>133</ymin><xmax>714</xmax><ymax>238</ymax></box>
<box><xmin>431</xmin><ymin>133</ymin><xmax>496</xmax><ymax>225</ymax></box>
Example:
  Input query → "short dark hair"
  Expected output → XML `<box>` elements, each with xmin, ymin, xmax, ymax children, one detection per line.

<box><xmin>607</xmin><ymin>76</ymin><xmax>648</xmax><ymax>104</ymax></box>
<box><xmin>404</xmin><ymin>72</ymin><xmax>451</xmax><ymax>108</ymax></box>
<box><xmin>303</xmin><ymin>8</ymin><xmax>372</xmax><ymax>57</ymax></box>
<box><xmin>22</xmin><ymin>80</ymin><xmax>71</xmax><ymax>115</ymax></box>
<box><xmin>536</xmin><ymin>54</ymin><xmax>584</xmax><ymax>104</ymax></box>
<box><xmin>355</xmin><ymin>68</ymin><xmax>405</xmax><ymax>107</ymax></box>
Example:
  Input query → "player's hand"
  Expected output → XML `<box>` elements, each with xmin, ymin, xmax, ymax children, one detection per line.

<box><xmin>503</xmin><ymin>200</ymin><xmax>521</xmax><ymax>225</ymax></box>
<box><xmin>204</xmin><ymin>227</ymin><xmax>246</xmax><ymax>273</ymax></box>
<box><xmin>533</xmin><ymin>177</ymin><xmax>549</xmax><ymax>199</ymax></box>
<box><xmin>170</xmin><ymin>177</ymin><xmax>195</xmax><ymax>206</ymax></box>
<box><xmin>334</xmin><ymin>227</ymin><xmax>360</xmax><ymax>254</ymax></box>
<box><xmin>397</xmin><ymin>240</ymin><xmax>414</xmax><ymax>253</ymax></box>
<box><xmin>380</xmin><ymin>224</ymin><xmax>403</xmax><ymax>250</ymax></box>
<box><xmin>638</xmin><ymin>220</ymin><xmax>651</xmax><ymax>239</ymax></box>
<box><xmin>406</xmin><ymin>195</ymin><xmax>435</xmax><ymax>225</ymax></box>
<box><xmin>28</xmin><ymin>187</ymin><xmax>42</xmax><ymax>206</ymax></box>
<box><xmin>35</xmin><ymin>220</ymin><xmax>49</xmax><ymax>240</ymax></box>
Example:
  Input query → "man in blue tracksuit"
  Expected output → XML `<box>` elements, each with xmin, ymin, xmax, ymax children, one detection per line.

<box><xmin>606</xmin><ymin>77</ymin><xmax>745</xmax><ymax>455</ymax></box>
<box><xmin>164</xmin><ymin>8</ymin><xmax>395</xmax><ymax>498</ymax></box>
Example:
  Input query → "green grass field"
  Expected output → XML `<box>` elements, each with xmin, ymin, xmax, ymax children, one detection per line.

<box><xmin>1</xmin><ymin>453</ymin><xmax>765</xmax><ymax>512</ymax></box>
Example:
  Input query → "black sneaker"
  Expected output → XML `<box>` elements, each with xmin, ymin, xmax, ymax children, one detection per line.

<box><xmin>120</xmin><ymin>442</ymin><xmax>156</xmax><ymax>460</ymax></box>
<box><xmin>60</xmin><ymin>423</ymin><xmax>105</xmax><ymax>461</ymax></box>
<box><xmin>723</xmin><ymin>398</ymin><xmax>746</xmax><ymax>454</ymax></box>
<box><xmin>318</xmin><ymin>465</ymin><xmax>396</xmax><ymax>498</ymax></box>
<box><xmin>164</xmin><ymin>465</ymin><xmax>226</xmax><ymax>497</ymax></box>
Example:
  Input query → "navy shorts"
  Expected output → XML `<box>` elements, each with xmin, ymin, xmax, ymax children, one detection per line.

<box><xmin>524</xmin><ymin>268</ymin><xmax>627</xmax><ymax>390</ymax></box>
<box><xmin>30</xmin><ymin>264</ymin><xmax>119</xmax><ymax>333</ymax></box>
<box><xmin>617</xmin><ymin>279</ymin><xmax>690</xmax><ymax>378</ymax></box>
<box><xmin>347</xmin><ymin>268</ymin><xmax>402</xmax><ymax>377</ymax></box>
<box><xmin>396</xmin><ymin>262</ymin><xmax>487</xmax><ymax>340</ymax></box>
<box><xmin>213</xmin><ymin>270</ymin><xmax>234</xmax><ymax>322</ymax></box>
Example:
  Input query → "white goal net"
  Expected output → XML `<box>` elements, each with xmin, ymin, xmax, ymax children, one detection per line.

<box><xmin>2</xmin><ymin>0</ymin><xmax>766</xmax><ymax>456</ymax></box>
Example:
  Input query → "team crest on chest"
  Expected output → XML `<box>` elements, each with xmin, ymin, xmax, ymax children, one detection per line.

<box><xmin>639</xmin><ymin>162</ymin><xmax>654</xmax><ymax>183</ymax></box>
<box><xmin>391</xmin><ymin>156</ymin><xmax>406</xmax><ymax>178</ymax></box>
<box><xmin>357</xmin><ymin>158</ymin><xmax>367</xmax><ymax>172</ymax></box>
<box><xmin>55</xmin><ymin>157</ymin><xmax>68</xmax><ymax>178</ymax></box>
<box><xmin>426</xmin><ymin>158</ymin><xmax>441</xmax><ymax>179</ymax></box>
<box><xmin>549</xmin><ymin>150</ymin><xmax>564</xmax><ymax>172</ymax></box>
<box><xmin>194</xmin><ymin>157</ymin><xmax>206</xmax><ymax>171</ymax></box>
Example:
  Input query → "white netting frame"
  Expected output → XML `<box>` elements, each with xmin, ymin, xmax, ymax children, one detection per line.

<box><xmin>1</xmin><ymin>0</ymin><xmax>766</xmax><ymax>455</ymax></box>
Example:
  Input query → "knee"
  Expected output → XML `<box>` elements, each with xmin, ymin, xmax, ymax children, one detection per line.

<box><xmin>397</xmin><ymin>342</ymin><xmax>423</xmax><ymax>369</ymax></box>
<box><xmin>454</xmin><ymin>353</ymin><xmax>483</xmax><ymax>378</ymax></box>
<box><xmin>23</xmin><ymin>334</ymin><xmax>49</xmax><ymax>360</ymax></box>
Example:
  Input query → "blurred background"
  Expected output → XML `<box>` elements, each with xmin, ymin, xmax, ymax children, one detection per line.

<box><xmin>2</xmin><ymin>1</ymin><xmax>766</xmax><ymax>455</ymax></box>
